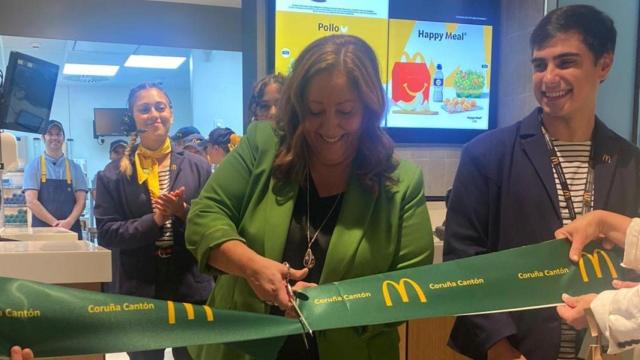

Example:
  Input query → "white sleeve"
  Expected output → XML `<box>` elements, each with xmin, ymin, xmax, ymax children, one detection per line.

<box><xmin>587</xmin><ymin>218</ymin><xmax>640</xmax><ymax>354</ymax></box>
<box><xmin>622</xmin><ymin>218</ymin><xmax>640</xmax><ymax>271</ymax></box>
<box><xmin>590</xmin><ymin>286</ymin><xmax>640</xmax><ymax>354</ymax></box>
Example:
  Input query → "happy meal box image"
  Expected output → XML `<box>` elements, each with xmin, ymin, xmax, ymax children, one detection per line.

<box><xmin>391</xmin><ymin>51</ymin><xmax>438</xmax><ymax>115</ymax></box>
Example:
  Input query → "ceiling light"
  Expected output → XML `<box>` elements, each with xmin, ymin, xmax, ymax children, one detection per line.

<box><xmin>63</xmin><ymin>63</ymin><xmax>119</xmax><ymax>76</ymax></box>
<box><xmin>124</xmin><ymin>55</ymin><xmax>187</xmax><ymax>69</ymax></box>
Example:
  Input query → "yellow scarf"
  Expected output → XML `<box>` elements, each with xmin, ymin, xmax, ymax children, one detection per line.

<box><xmin>134</xmin><ymin>138</ymin><xmax>172</xmax><ymax>199</ymax></box>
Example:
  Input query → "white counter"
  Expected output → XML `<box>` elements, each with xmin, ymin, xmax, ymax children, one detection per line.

<box><xmin>0</xmin><ymin>240</ymin><xmax>111</xmax><ymax>284</ymax></box>
<box><xmin>0</xmin><ymin>226</ymin><xmax>78</xmax><ymax>241</ymax></box>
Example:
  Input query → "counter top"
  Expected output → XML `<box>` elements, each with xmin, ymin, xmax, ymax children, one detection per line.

<box><xmin>0</xmin><ymin>226</ymin><xmax>78</xmax><ymax>241</ymax></box>
<box><xmin>0</xmin><ymin>240</ymin><xmax>111</xmax><ymax>283</ymax></box>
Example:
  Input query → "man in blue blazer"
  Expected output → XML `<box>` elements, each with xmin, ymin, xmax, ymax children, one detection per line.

<box><xmin>444</xmin><ymin>5</ymin><xmax>640</xmax><ymax>360</ymax></box>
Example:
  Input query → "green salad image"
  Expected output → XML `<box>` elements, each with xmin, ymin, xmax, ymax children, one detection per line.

<box><xmin>454</xmin><ymin>70</ymin><xmax>485</xmax><ymax>98</ymax></box>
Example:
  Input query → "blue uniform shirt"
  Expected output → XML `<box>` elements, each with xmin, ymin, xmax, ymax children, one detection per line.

<box><xmin>23</xmin><ymin>153</ymin><xmax>89</xmax><ymax>192</ymax></box>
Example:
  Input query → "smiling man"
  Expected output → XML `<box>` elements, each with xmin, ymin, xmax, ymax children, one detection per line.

<box><xmin>23</xmin><ymin>120</ymin><xmax>88</xmax><ymax>239</ymax></box>
<box><xmin>443</xmin><ymin>5</ymin><xmax>640</xmax><ymax>360</ymax></box>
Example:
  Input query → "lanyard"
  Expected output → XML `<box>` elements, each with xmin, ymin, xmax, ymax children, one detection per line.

<box><xmin>541</xmin><ymin>126</ymin><xmax>594</xmax><ymax>220</ymax></box>
<box><xmin>40</xmin><ymin>155</ymin><xmax>72</xmax><ymax>185</ymax></box>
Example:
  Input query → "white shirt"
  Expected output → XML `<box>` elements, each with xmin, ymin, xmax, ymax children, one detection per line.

<box><xmin>590</xmin><ymin>218</ymin><xmax>640</xmax><ymax>354</ymax></box>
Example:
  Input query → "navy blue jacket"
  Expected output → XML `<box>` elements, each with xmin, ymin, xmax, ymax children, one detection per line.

<box><xmin>95</xmin><ymin>146</ymin><xmax>212</xmax><ymax>303</ymax></box>
<box><xmin>444</xmin><ymin>108</ymin><xmax>640</xmax><ymax>360</ymax></box>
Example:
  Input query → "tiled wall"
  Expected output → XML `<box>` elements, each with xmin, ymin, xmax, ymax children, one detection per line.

<box><xmin>397</xmin><ymin>0</ymin><xmax>544</xmax><ymax>198</ymax></box>
<box><xmin>395</xmin><ymin>145</ymin><xmax>461</xmax><ymax>197</ymax></box>
<box><xmin>498</xmin><ymin>0</ymin><xmax>544</xmax><ymax>128</ymax></box>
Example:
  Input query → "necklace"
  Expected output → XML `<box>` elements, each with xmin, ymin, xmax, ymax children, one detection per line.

<box><xmin>303</xmin><ymin>173</ymin><xmax>342</xmax><ymax>269</ymax></box>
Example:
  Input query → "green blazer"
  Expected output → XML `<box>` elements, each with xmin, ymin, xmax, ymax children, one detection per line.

<box><xmin>186</xmin><ymin>121</ymin><xmax>433</xmax><ymax>360</ymax></box>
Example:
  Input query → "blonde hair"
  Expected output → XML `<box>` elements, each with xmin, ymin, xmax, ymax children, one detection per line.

<box><xmin>119</xmin><ymin>132</ymin><xmax>138</xmax><ymax>176</ymax></box>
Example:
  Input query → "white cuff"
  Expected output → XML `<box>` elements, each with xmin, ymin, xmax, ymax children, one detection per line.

<box><xmin>622</xmin><ymin>218</ymin><xmax>640</xmax><ymax>271</ymax></box>
<box><xmin>590</xmin><ymin>290</ymin><xmax>617</xmax><ymax>352</ymax></box>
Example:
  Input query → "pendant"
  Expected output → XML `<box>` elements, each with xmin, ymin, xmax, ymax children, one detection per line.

<box><xmin>303</xmin><ymin>248</ymin><xmax>316</xmax><ymax>269</ymax></box>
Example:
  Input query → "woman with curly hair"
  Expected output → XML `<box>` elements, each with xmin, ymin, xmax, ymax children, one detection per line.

<box><xmin>248</xmin><ymin>73</ymin><xmax>285</xmax><ymax>122</ymax></box>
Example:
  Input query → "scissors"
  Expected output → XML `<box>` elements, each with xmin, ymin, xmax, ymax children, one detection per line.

<box><xmin>283</xmin><ymin>262</ymin><xmax>313</xmax><ymax>347</ymax></box>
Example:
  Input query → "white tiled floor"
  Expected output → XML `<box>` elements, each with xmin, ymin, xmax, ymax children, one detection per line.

<box><xmin>106</xmin><ymin>349</ymin><xmax>174</xmax><ymax>360</ymax></box>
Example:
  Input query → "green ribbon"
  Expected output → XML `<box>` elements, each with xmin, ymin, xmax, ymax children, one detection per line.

<box><xmin>0</xmin><ymin>240</ymin><xmax>626</xmax><ymax>358</ymax></box>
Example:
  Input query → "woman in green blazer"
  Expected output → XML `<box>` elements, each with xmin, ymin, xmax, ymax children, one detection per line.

<box><xmin>186</xmin><ymin>34</ymin><xmax>434</xmax><ymax>360</ymax></box>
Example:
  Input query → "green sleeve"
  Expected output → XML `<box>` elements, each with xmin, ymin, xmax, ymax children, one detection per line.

<box><xmin>186</xmin><ymin>122</ymin><xmax>270</xmax><ymax>275</ymax></box>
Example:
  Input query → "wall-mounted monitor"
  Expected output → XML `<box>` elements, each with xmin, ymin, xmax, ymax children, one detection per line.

<box><xmin>270</xmin><ymin>0</ymin><xmax>500</xmax><ymax>143</ymax></box>
<box><xmin>0</xmin><ymin>51</ymin><xmax>59</xmax><ymax>134</ymax></box>
<box><xmin>93</xmin><ymin>108</ymin><xmax>127</xmax><ymax>138</ymax></box>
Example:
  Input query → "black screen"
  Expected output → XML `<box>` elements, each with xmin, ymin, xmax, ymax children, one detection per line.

<box><xmin>0</xmin><ymin>52</ymin><xmax>59</xmax><ymax>134</ymax></box>
<box><xmin>93</xmin><ymin>108</ymin><xmax>128</xmax><ymax>138</ymax></box>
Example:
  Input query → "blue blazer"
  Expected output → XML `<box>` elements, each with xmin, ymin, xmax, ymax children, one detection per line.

<box><xmin>95</xmin><ymin>147</ymin><xmax>213</xmax><ymax>304</ymax></box>
<box><xmin>443</xmin><ymin>108</ymin><xmax>640</xmax><ymax>360</ymax></box>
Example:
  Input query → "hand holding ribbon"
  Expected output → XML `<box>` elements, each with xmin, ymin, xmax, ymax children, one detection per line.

<box><xmin>284</xmin><ymin>281</ymin><xmax>317</xmax><ymax>319</ymax></box>
<box><xmin>554</xmin><ymin>210</ymin><xmax>630</xmax><ymax>262</ymax></box>
<box><xmin>244</xmin><ymin>255</ymin><xmax>308</xmax><ymax>311</ymax></box>
<box><xmin>556</xmin><ymin>293</ymin><xmax>598</xmax><ymax>329</ymax></box>
<box><xmin>10</xmin><ymin>346</ymin><xmax>33</xmax><ymax>360</ymax></box>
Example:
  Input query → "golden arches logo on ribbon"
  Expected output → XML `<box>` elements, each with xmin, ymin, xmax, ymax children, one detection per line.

<box><xmin>166</xmin><ymin>301</ymin><xmax>215</xmax><ymax>325</ymax></box>
<box><xmin>578</xmin><ymin>249</ymin><xmax>618</xmax><ymax>283</ymax></box>
<box><xmin>382</xmin><ymin>278</ymin><xmax>427</xmax><ymax>307</ymax></box>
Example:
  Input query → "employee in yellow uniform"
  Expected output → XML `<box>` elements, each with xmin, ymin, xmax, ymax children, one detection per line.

<box><xmin>23</xmin><ymin>120</ymin><xmax>88</xmax><ymax>239</ymax></box>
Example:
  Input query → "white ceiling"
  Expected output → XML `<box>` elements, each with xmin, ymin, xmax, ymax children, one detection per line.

<box><xmin>0</xmin><ymin>0</ymin><xmax>244</xmax><ymax>88</ymax></box>
<box><xmin>0</xmin><ymin>35</ymin><xmax>192</xmax><ymax>88</ymax></box>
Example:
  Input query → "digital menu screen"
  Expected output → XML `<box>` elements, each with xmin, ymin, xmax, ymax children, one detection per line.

<box><xmin>274</xmin><ymin>0</ymin><xmax>499</xmax><ymax>142</ymax></box>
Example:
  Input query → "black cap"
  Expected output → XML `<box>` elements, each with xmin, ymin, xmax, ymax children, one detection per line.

<box><xmin>208</xmin><ymin>127</ymin><xmax>235</xmax><ymax>146</ymax></box>
<box><xmin>171</xmin><ymin>126</ymin><xmax>200</xmax><ymax>141</ymax></box>
<box><xmin>109</xmin><ymin>139</ymin><xmax>128</xmax><ymax>153</ymax></box>
<box><xmin>44</xmin><ymin>120</ymin><xmax>65</xmax><ymax>137</ymax></box>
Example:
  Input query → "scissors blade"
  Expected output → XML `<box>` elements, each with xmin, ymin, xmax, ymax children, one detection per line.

<box><xmin>286</xmin><ymin>283</ymin><xmax>313</xmax><ymax>336</ymax></box>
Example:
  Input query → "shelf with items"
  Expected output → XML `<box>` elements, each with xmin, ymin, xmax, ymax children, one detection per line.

<box><xmin>3</xmin><ymin>208</ymin><xmax>29</xmax><ymax>226</ymax></box>
<box><xmin>1</xmin><ymin>171</ymin><xmax>24</xmax><ymax>189</ymax></box>
<box><xmin>4</xmin><ymin>204</ymin><xmax>27</xmax><ymax>208</ymax></box>
<box><xmin>3</xmin><ymin>191</ymin><xmax>26</xmax><ymax>206</ymax></box>
<box><xmin>0</xmin><ymin>170</ymin><xmax>29</xmax><ymax>228</ymax></box>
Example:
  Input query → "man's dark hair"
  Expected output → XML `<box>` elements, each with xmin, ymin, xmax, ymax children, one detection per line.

<box><xmin>208</xmin><ymin>127</ymin><xmax>236</xmax><ymax>154</ymax></box>
<box><xmin>530</xmin><ymin>5</ymin><xmax>616</xmax><ymax>62</ymax></box>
